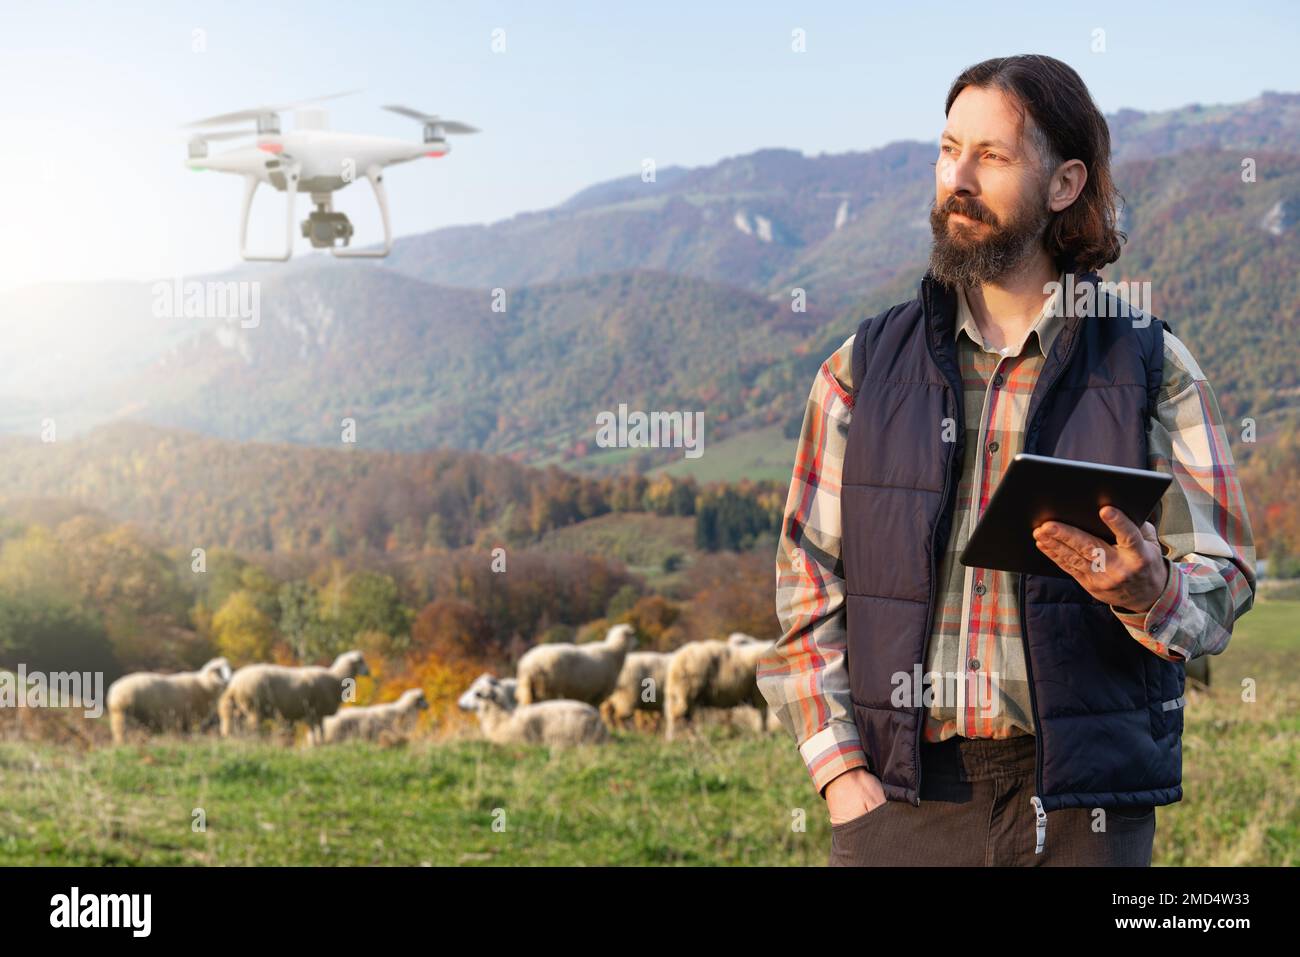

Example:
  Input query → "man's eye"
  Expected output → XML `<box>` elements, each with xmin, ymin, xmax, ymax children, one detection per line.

<box><xmin>985</xmin><ymin>152</ymin><xmax>1003</xmax><ymax>161</ymax></box>
<box><xmin>941</xmin><ymin>145</ymin><xmax>956</xmax><ymax>155</ymax></box>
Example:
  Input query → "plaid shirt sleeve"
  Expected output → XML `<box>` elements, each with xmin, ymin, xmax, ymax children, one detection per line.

<box><xmin>1110</xmin><ymin>330</ymin><xmax>1257</xmax><ymax>661</ymax></box>
<box><xmin>756</xmin><ymin>333</ymin><xmax>870</xmax><ymax>798</ymax></box>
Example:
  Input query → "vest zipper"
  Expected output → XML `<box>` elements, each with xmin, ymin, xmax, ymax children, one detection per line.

<box><xmin>914</xmin><ymin>428</ymin><xmax>957</xmax><ymax>807</ymax></box>
<box><xmin>1016</xmin><ymin>315</ymin><xmax>1082</xmax><ymax>856</ymax></box>
<box><xmin>1019</xmin><ymin>578</ymin><xmax>1047</xmax><ymax>855</ymax></box>
<box><xmin>916</xmin><ymin>277</ymin><xmax>962</xmax><ymax>809</ymax></box>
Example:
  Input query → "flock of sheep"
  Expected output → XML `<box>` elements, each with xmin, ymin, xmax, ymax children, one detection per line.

<box><xmin>105</xmin><ymin>650</ymin><xmax>418</xmax><ymax>745</ymax></box>
<box><xmin>104</xmin><ymin>624</ymin><xmax>777</xmax><ymax>749</ymax></box>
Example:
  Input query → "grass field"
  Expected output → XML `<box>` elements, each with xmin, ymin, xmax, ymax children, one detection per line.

<box><xmin>535</xmin><ymin>511</ymin><xmax>698</xmax><ymax>590</ymax></box>
<box><xmin>1</xmin><ymin>600</ymin><xmax>1294</xmax><ymax>866</ymax></box>
<box><xmin>652</xmin><ymin>424</ymin><xmax>797</xmax><ymax>483</ymax></box>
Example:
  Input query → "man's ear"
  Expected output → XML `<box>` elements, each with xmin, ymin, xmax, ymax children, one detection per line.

<box><xmin>1047</xmin><ymin>158</ymin><xmax>1087</xmax><ymax>213</ymax></box>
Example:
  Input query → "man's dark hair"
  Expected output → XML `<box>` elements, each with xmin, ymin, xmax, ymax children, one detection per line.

<box><xmin>944</xmin><ymin>54</ymin><xmax>1125</xmax><ymax>272</ymax></box>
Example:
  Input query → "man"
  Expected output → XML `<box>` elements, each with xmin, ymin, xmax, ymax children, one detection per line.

<box><xmin>756</xmin><ymin>54</ymin><xmax>1256</xmax><ymax>867</ymax></box>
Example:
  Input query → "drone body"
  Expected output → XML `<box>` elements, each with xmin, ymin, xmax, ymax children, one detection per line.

<box><xmin>185</xmin><ymin>94</ymin><xmax>477</xmax><ymax>261</ymax></box>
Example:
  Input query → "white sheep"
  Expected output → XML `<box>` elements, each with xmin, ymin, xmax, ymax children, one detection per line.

<box><xmin>219</xmin><ymin>650</ymin><xmax>370</xmax><ymax>743</ymax></box>
<box><xmin>722</xmin><ymin>635</ymin><xmax>779</xmax><ymax>730</ymax></box>
<box><xmin>695</xmin><ymin>704</ymin><xmax>782</xmax><ymax>734</ymax></box>
<box><xmin>515</xmin><ymin>623</ymin><xmax>636</xmax><ymax>707</ymax></box>
<box><xmin>320</xmin><ymin>688</ymin><xmax>429</xmax><ymax>744</ymax></box>
<box><xmin>497</xmin><ymin>676</ymin><xmax>519</xmax><ymax>710</ymax></box>
<box><xmin>459</xmin><ymin>674</ymin><xmax>608</xmax><ymax>746</ymax></box>
<box><xmin>600</xmin><ymin>650</ymin><xmax>672</xmax><ymax>730</ymax></box>
<box><xmin>457</xmin><ymin>673</ymin><xmax>516</xmax><ymax>712</ymax></box>
<box><xmin>107</xmin><ymin>657</ymin><xmax>232</xmax><ymax>744</ymax></box>
<box><xmin>664</xmin><ymin>638</ymin><xmax>769</xmax><ymax>741</ymax></box>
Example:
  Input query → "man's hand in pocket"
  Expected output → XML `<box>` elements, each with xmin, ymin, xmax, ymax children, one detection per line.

<box><xmin>824</xmin><ymin>767</ymin><xmax>887</xmax><ymax>825</ymax></box>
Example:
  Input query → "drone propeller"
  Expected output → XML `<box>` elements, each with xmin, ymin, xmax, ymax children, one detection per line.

<box><xmin>187</xmin><ymin>90</ymin><xmax>360</xmax><ymax>128</ymax></box>
<box><xmin>192</xmin><ymin>129</ymin><xmax>257</xmax><ymax>142</ymax></box>
<box><xmin>382</xmin><ymin>105</ymin><xmax>479</xmax><ymax>136</ymax></box>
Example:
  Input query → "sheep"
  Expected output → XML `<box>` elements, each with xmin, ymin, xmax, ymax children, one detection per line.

<box><xmin>457</xmin><ymin>673</ymin><xmax>514</xmax><ymax>712</ymax></box>
<box><xmin>515</xmin><ymin>623</ymin><xmax>636</xmax><ymax>708</ymax></box>
<box><xmin>107</xmin><ymin>657</ymin><xmax>232</xmax><ymax>744</ymax></box>
<box><xmin>320</xmin><ymin>688</ymin><xmax>429</xmax><ymax>744</ymax></box>
<box><xmin>459</xmin><ymin>674</ymin><xmax>608</xmax><ymax>746</ymax></box>
<box><xmin>497</xmin><ymin>676</ymin><xmax>519</xmax><ymax>710</ymax></box>
<box><xmin>664</xmin><ymin>638</ymin><xmax>769</xmax><ymax>741</ymax></box>
<box><xmin>219</xmin><ymin>650</ymin><xmax>369</xmax><ymax>744</ymax></box>
<box><xmin>695</xmin><ymin>704</ymin><xmax>781</xmax><ymax>734</ymax></box>
<box><xmin>721</xmin><ymin>634</ymin><xmax>779</xmax><ymax>730</ymax></box>
<box><xmin>600</xmin><ymin>650</ymin><xmax>672</xmax><ymax>730</ymax></box>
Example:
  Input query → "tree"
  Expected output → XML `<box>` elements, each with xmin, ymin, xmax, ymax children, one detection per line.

<box><xmin>339</xmin><ymin>572</ymin><xmax>411</xmax><ymax>652</ymax></box>
<box><xmin>0</xmin><ymin>589</ymin><xmax>119</xmax><ymax>680</ymax></box>
<box><xmin>411</xmin><ymin>598</ymin><xmax>491</xmax><ymax>663</ymax></box>
<box><xmin>212</xmin><ymin>590</ymin><xmax>276</xmax><ymax>665</ymax></box>
<box><xmin>278</xmin><ymin>580</ymin><xmax>322</xmax><ymax>661</ymax></box>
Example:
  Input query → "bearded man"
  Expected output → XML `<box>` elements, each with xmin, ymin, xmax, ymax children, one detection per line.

<box><xmin>757</xmin><ymin>54</ymin><xmax>1256</xmax><ymax>867</ymax></box>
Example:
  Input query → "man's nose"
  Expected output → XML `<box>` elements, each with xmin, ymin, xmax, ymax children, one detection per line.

<box><xmin>940</xmin><ymin>149</ymin><xmax>980</xmax><ymax>196</ymax></box>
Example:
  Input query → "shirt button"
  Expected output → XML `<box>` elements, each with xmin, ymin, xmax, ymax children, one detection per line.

<box><xmin>992</xmin><ymin>373</ymin><xmax>1005</xmax><ymax>389</ymax></box>
<box><xmin>987</xmin><ymin>440</ymin><xmax>999</xmax><ymax>454</ymax></box>
<box><xmin>974</xmin><ymin>580</ymin><xmax>987</xmax><ymax>596</ymax></box>
<box><xmin>968</xmin><ymin>658</ymin><xmax>980</xmax><ymax>671</ymax></box>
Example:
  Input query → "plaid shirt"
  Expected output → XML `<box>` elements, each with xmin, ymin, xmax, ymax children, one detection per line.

<box><xmin>757</xmin><ymin>279</ymin><xmax>1258</xmax><ymax>798</ymax></box>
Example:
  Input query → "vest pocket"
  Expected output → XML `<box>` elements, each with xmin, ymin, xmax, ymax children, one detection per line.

<box><xmin>1147</xmin><ymin>655</ymin><xmax>1186</xmax><ymax>740</ymax></box>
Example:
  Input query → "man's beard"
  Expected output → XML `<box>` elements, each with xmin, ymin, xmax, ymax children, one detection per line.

<box><xmin>927</xmin><ymin>188</ymin><xmax>1051</xmax><ymax>287</ymax></box>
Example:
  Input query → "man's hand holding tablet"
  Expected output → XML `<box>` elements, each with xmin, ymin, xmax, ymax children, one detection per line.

<box><xmin>959</xmin><ymin>453</ymin><xmax>1175</xmax><ymax>611</ymax></box>
<box><xmin>1032</xmin><ymin>506</ymin><xmax>1170</xmax><ymax>614</ymax></box>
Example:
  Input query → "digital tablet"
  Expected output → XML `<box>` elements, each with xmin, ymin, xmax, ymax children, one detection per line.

<box><xmin>958</xmin><ymin>453</ymin><xmax>1173</xmax><ymax>579</ymax></box>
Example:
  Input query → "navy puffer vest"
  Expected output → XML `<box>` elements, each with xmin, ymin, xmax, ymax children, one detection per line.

<box><xmin>842</xmin><ymin>269</ymin><xmax>1184</xmax><ymax>849</ymax></box>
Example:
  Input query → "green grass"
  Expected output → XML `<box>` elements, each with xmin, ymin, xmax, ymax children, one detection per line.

<box><xmin>652</xmin><ymin>424</ymin><xmax>796</xmax><ymax>483</ymax></box>
<box><xmin>535</xmin><ymin>511</ymin><xmax>698</xmax><ymax>588</ymax></box>
<box><xmin>1</xmin><ymin>599</ymin><xmax>1294</xmax><ymax>866</ymax></box>
<box><xmin>554</xmin><ymin>424</ymin><xmax>797</xmax><ymax>482</ymax></box>
<box><xmin>0</xmin><ymin>729</ymin><xmax>823</xmax><ymax>866</ymax></box>
<box><xmin>1159</xmin><ymin>597</ymin><xmax>1299</xmax><ymax>866</ymax></box>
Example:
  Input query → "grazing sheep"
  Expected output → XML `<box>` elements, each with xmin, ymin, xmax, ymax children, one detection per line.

<box><xmin>107</xmin><ymin>657</ymin><xmax>232</xmax><ymax>744</ymax></box>
<box><xmin>457</xmin><ymin>673</ymin><xmax>517</xmax><ymax>712</ymax></box>
<box><xmin>515</xmin><ymin>623</ymin><xmax>636</xmax><ymax>707</ymax></box>
<box><xmin>723</xmin><ymin>635</ymin><xmax>779</xmax><ymax>729</ymax></box>
<box><xmin>664</xmin><ymin>638</ymin><xmax>769</xmax><ymax>741</ymax></box>
<box><xmin>696</xmin><ymin>704</ymin><xmax>781</xmax><ymax>734</ymax></box>
<box><xmin>600</xmin><ymin>651</ymin><xmax>672</xmax><ymax>729</ymax></box>
<box><xmin>459</xmin><ymin>674</ymin><xmax>608</xmax><ymax>746</ymax></box>
<box><xmin>320</xmin><ymin>688</ymin><xmax>429</xmax><ymax>744</ymax></box>
<box><xmin>497</xmin><ymin>676</ymin><xmax>519</xmax><ymax>709</ymax></box>
<box><xmin>219</xmin><ymin>651</ymin><xmax>369</xmax><ymax>743</ymax></box>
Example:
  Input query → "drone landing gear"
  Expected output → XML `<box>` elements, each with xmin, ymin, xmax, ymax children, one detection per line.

<box><xmin>330</xmin><ymin>166</ymin><xmax>392</xmax><ymax>259</ymax></box>
<box><xmin>239</xmin><ymin>164</ymin><xmax>300</xmax><ymax>262</ymax></box>
<box><xmin>237</xmin><ymin>164</ymin><xmax>392</xmax><ymax>262</ymax></box>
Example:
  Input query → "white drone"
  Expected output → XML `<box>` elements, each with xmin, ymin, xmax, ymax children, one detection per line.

<box><xmin>185</xmin><ymin>92</ymin><xmax>478</xmax><ymax>260</ymax></box>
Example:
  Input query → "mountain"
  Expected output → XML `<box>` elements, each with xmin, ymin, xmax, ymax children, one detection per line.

<box><xmin>29</xmin><ymin>266</ymin><xmax>825</xmax><ymax>459</ymax></box>
<box><xmin>1108</xmin><ymin>91</ymin><xmax>1300</xmax><ymax>164</ymax></box>
<box><xmin>1103</xmin><ymin>148</ymin><xmax>1300</xmax><ymax>427</ymax></box>
<box><xmin>2</xmin><ymin>92</ymin><xmax>1297</xmax><ymax>469</ymax></box>
<box><xmin>0</xmin><ymin>280</ymin><xmax>222</xmax><ymax>406</ymax></box>
<box><xmin>380</xmin><ymin>142</ymin><xmax>938</xmax><ymax>314</ymax></box>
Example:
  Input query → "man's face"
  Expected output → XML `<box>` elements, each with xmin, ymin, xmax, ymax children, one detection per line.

<box><xmin>928</xmin><ymin>85</ymin><xmax>1054</xmax><ymax>286</ymax></box>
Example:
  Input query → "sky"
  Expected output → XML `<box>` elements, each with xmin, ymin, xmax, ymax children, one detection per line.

<box><xmin>1</xmin><ymin>0</ymin><xmax>1296</xmax><ymax>291</ymax></box>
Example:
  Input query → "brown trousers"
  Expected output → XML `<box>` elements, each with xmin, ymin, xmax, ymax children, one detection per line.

<box><xmin>828</xmin><ymin>733</ymin><xmax>1156</xmax><ymax>866</ymax></box>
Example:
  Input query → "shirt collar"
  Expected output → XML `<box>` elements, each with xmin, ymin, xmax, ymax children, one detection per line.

<box><xmin>955</xmin><ymin>273</ymin><xmax>1066</xmax><ymax>359</ymax></box>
